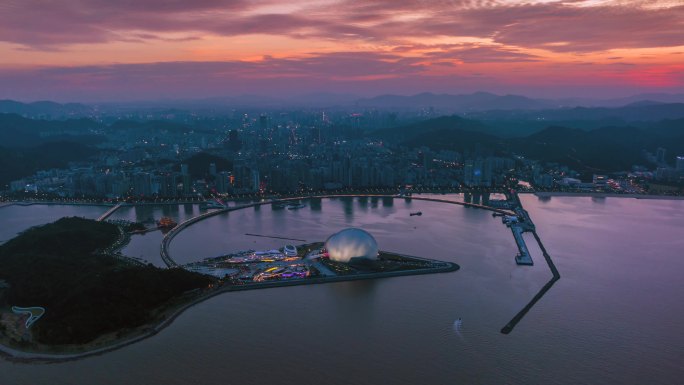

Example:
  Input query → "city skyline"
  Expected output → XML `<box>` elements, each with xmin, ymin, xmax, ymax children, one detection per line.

<box><xmin>1</xmin><ymin>0</ymin><xmax>683</xmax><ymax>101</ymax></box>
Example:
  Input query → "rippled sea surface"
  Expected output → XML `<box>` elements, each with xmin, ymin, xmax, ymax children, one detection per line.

<box><xmin>1</xmin><ymin>195</ymin><xmax>683</xmax><ymax>385</ymax></box>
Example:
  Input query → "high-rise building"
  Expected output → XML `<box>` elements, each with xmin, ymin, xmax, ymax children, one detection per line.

<box><xmin>676</xmin><ymin>156</ymin><xmax>684</xmax><ymax>173</ymax></box>
<box><xmin>216</xmin><ymin>171</ymin><xmax>232</xmax><ymax>193</ymax></box>
<box><xmin>656</xmin><ymin>147</ymin><xmax>666</xmax><ymax>164</ymax></box>
<box><xmin>227</xmin><ymin>130</ymin><xmax>241</xmax><ymax>151</ymax></box>
<box><xmin>473</xmin><ymin>159</ymin><xmax>483</xmax><ymax>186</ymax></box>
<box><xmin>463</xmin><ymin>160</ymin><xmax>474</xmax><ymax>186</ymax></box>
<box><xmin>182</xmin><ymin>174</ymin><xmax>192</xmax><ymax>195</ymax></box>
<box><xmin>209</xmin><ymin>162</ymin><xmax>217</xmax><ymax>176</ymax></box>
<box><xmin>159</xmin><ymin>174</ymin><xmax>177</xmax><ymax>197</ymax></box>
<box><xmin>251</xmin><ymin>169</ymin><xmax>260</xmax><ymax>192</ymax></box>
<box><xmin>133</xmin><ymin>172</ymin><xmax>152</xmax><ymax>196</ymax></box>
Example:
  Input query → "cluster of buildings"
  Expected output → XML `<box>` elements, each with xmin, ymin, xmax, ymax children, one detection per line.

<box><xmin>644</xmin><ymin>148</ymin><xmax>684</xmax><ymax>183</ymax></box>
<box><xmin>4</xmin><ymin>111</ymin><xmax>683</xmax><ymax>199</ymax></box>
<box><xmin>183</xmin><ymin>227</ymin><xmax>385</xmax><ymax>283</ymax></box>
<box><xmin>253</xmin><ymin>264</ymin><xmax>310</xmax><ymax>282</ymax></box>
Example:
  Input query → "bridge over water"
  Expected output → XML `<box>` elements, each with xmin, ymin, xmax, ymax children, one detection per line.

<box><xmin>97</xmin><ymin>202</ymin><xmax>125</xmax><ymax>222</ymax></box>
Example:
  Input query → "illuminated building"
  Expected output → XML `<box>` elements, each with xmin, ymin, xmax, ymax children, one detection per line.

<box><xmin>325</xmin><ymin>228</ymin><xmax>379</xmax><ymax>263</ymax></box>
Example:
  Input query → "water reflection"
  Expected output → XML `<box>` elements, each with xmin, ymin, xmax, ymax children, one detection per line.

<box><xmin>161</xmin><ymin>204</ymin><xmax>177</xmax><ymax>217</ymax></box>
<box><xmin>183</xmin><ymin>204</ymin><xmax>194</xmax><ymax>215</ymax></box>
<box><xmin>342</xmin><ymin>197</ymin><xmax>354</xmax><ymax>220</ymax></box>
<box><xmin>370</xmin><ymin>196</ymin><xmax>379</xmax><ymax>208</ymax></box>
<box><xmin>327</xmin><ymin>280</ymin><xmax>378</xmax><ymax>324</ymax></box>
<box><xmin>310</xmin><ymin>198</ymin><xmax>322</xmax><ymax>212</ymax></box>
<box><xmin>329</xmin><ymin>279</ymin><xmax>377</xmax><ymax>298</ymax></box>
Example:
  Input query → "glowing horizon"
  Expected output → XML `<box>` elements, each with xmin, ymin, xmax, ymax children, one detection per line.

<box><xmin>1</xmin><ymin>0</ymin><xmax>682</xmax><ymax>102</ymax></box>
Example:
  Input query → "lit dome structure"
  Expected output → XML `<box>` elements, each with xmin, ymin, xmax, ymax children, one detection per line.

<box><xmin>325</xmin><ymin>228</ymin><xmax>379</xmax><ymax>263</ymax></box>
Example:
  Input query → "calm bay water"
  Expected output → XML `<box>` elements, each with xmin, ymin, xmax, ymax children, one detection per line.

<box><xmin>0</xmin><ymin>195</ymin><xmax>683</xmax><ymax>384</ymax></box>
<box><xmin>108</xmin><ymin>204</ymin><xmax>204</xmax><ymax>267</ymax></box>
<box><xmin>0</xmin><ymin>204</ymin><xmax>106</xmax><ymax>244</ymax></box>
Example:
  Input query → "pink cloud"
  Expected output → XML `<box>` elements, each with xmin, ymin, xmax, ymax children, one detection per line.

<box><xmin>1</xmin><ymin>0</ymin><xmax>682</xmax><ymax>53</ymax></box>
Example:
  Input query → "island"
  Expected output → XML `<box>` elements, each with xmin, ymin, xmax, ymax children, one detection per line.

<box><xmin>0</xmin><ymin>220</ymin><xmax>457</xmax><ymax>361</ymax></box>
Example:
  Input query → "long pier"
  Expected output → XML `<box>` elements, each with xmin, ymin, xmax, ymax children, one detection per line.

<box><xmin>160</xmin><ymin>194</ymin><xmax>515</xmax><ymax>268</ymax></box>
<box><xmin>499</xmin><ymin>191</ymin><xmax>561</xmax><ymax>334</ymax></box>
<box><xmin>500</xmin><ymin>231</ymin><xmax>561</xmax><ymax>334</ymax></box>
<box><xmin>97</xmin><ymin>202</ymin><xmax>125</xmax><ymax>222</ymax></box>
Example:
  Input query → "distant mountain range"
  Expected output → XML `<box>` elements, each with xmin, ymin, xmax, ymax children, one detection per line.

<box><xmin>0</xmin><ymin>113</ymin><xmax>103</xmax><ymax>147</ymax></box>
<box><xmin>355</xmin><ymin>92</ymin><xmax>684</xmax><ymax>112</ymax></box>
<box><xmin>0</xmin><ymin>100</ymin><xmax>94</xmax><ymax>118</ymax></box>
<box><xmin>468</xmin><ymin>102</ymin><xmax>684</xmax><ymax>122</ymax></box>
<box><xmin>356</xmin><ymin>92</ymin><xmax>554</xmax><ymax>111</ymax></box>
<box><xmin>3</xmin><ymin>92</ymin><xmax>684</xmax><ymax>116</ymax></box>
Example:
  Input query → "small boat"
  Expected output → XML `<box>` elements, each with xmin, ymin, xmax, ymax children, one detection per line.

<box><xmin>287</xmin><ymin>203</ymin><xmax>306</xmax><ymax>210</ymax></box>
<box><xmin>410</xmin><ymin>211</ymin><xmax>422</xmax><ymax>216</ymax></box>
<box><xmin>201</xmin><ymin>200</ymin><xmax>225</xmax><ymax>209</ymax></box>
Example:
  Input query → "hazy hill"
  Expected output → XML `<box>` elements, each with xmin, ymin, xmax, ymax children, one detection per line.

<box><xmin>585</xmin><ymin>93</ymin><xmax>684</xmax><ymax>107</ymax></box>
<box><xmin>372</xmin><ymin>115</ymin><xmax>501</xmax><ymax>151</ymax></box>
<box><xmin>0</xmin><ymin>100</ymin><xmax>94</xmax><ymax>117</ymax></box>
<box><xmin>512</xmin><ymin>124</ymin><xmax>684</xmax><ymax>173</ymax></box>
<box><xmin>0</xmin><ymin>141</ymin><xmax>98</xmax><ymax>187</ymax></box>
<box><xmin>0</xmin><ymin>114</ymin><xmax>103</xmax><ymax>186</ymax></box>
<box><xmin>646</xmin><ymin>118</ymin><xmax>684</xmax><ymax>138</ymax></box>
<box><xmin>375</xmin><ymin>114</ymin><xmax>684</xmax><ymax>173</ymax></box>
<box><xmin>469</xmin><ymin>103</ymin><xmax>684</xmax><ymax>123</ymax></box>
<box><xmin>0</xmin><ymin>113</ymin><xmax>103</xmax><ymax>147</ymax></box>
<box><xmin>356</xmin><ymin>92</ymin><xmax>553</xmax><ymax>112</ymax></box>
<box><xmin>511</xmin><ymin>126</ymin><xmax>642</xmax><ymax>172</ymax></box>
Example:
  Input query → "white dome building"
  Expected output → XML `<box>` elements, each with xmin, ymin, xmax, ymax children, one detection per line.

<box><xmin>325</xmin><ymin>228</ymin><xmax>379</xmax><ymax>263</ymax></box>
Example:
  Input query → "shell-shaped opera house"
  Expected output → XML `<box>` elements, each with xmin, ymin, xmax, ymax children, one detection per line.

<box><xmin>325</xmin><ymin>228</ymin><xmax>379</xmax><ymax>263</ymax></box>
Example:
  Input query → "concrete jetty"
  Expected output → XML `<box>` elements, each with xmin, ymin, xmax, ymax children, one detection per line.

<box><xmin>512</xmin><ymin>226</ymin><xmax>533</xmax><ymax>265</ymax></box>
<box><xmin>501</xmin><ymin>230</ymin><xmax>560</xmax><ymax>334</ymax></box>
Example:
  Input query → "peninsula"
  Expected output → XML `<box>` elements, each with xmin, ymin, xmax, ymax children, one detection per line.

<box><xmin>0</xmin><ymin>219</ymin><xmax>457</xmax><ymax>361</ymax></box>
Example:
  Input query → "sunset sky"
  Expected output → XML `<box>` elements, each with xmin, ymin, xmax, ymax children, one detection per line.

<box><xmin>1</xmin><ymin>0</ymin><xmax>683</xmax><ymax>102</ymax></box>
